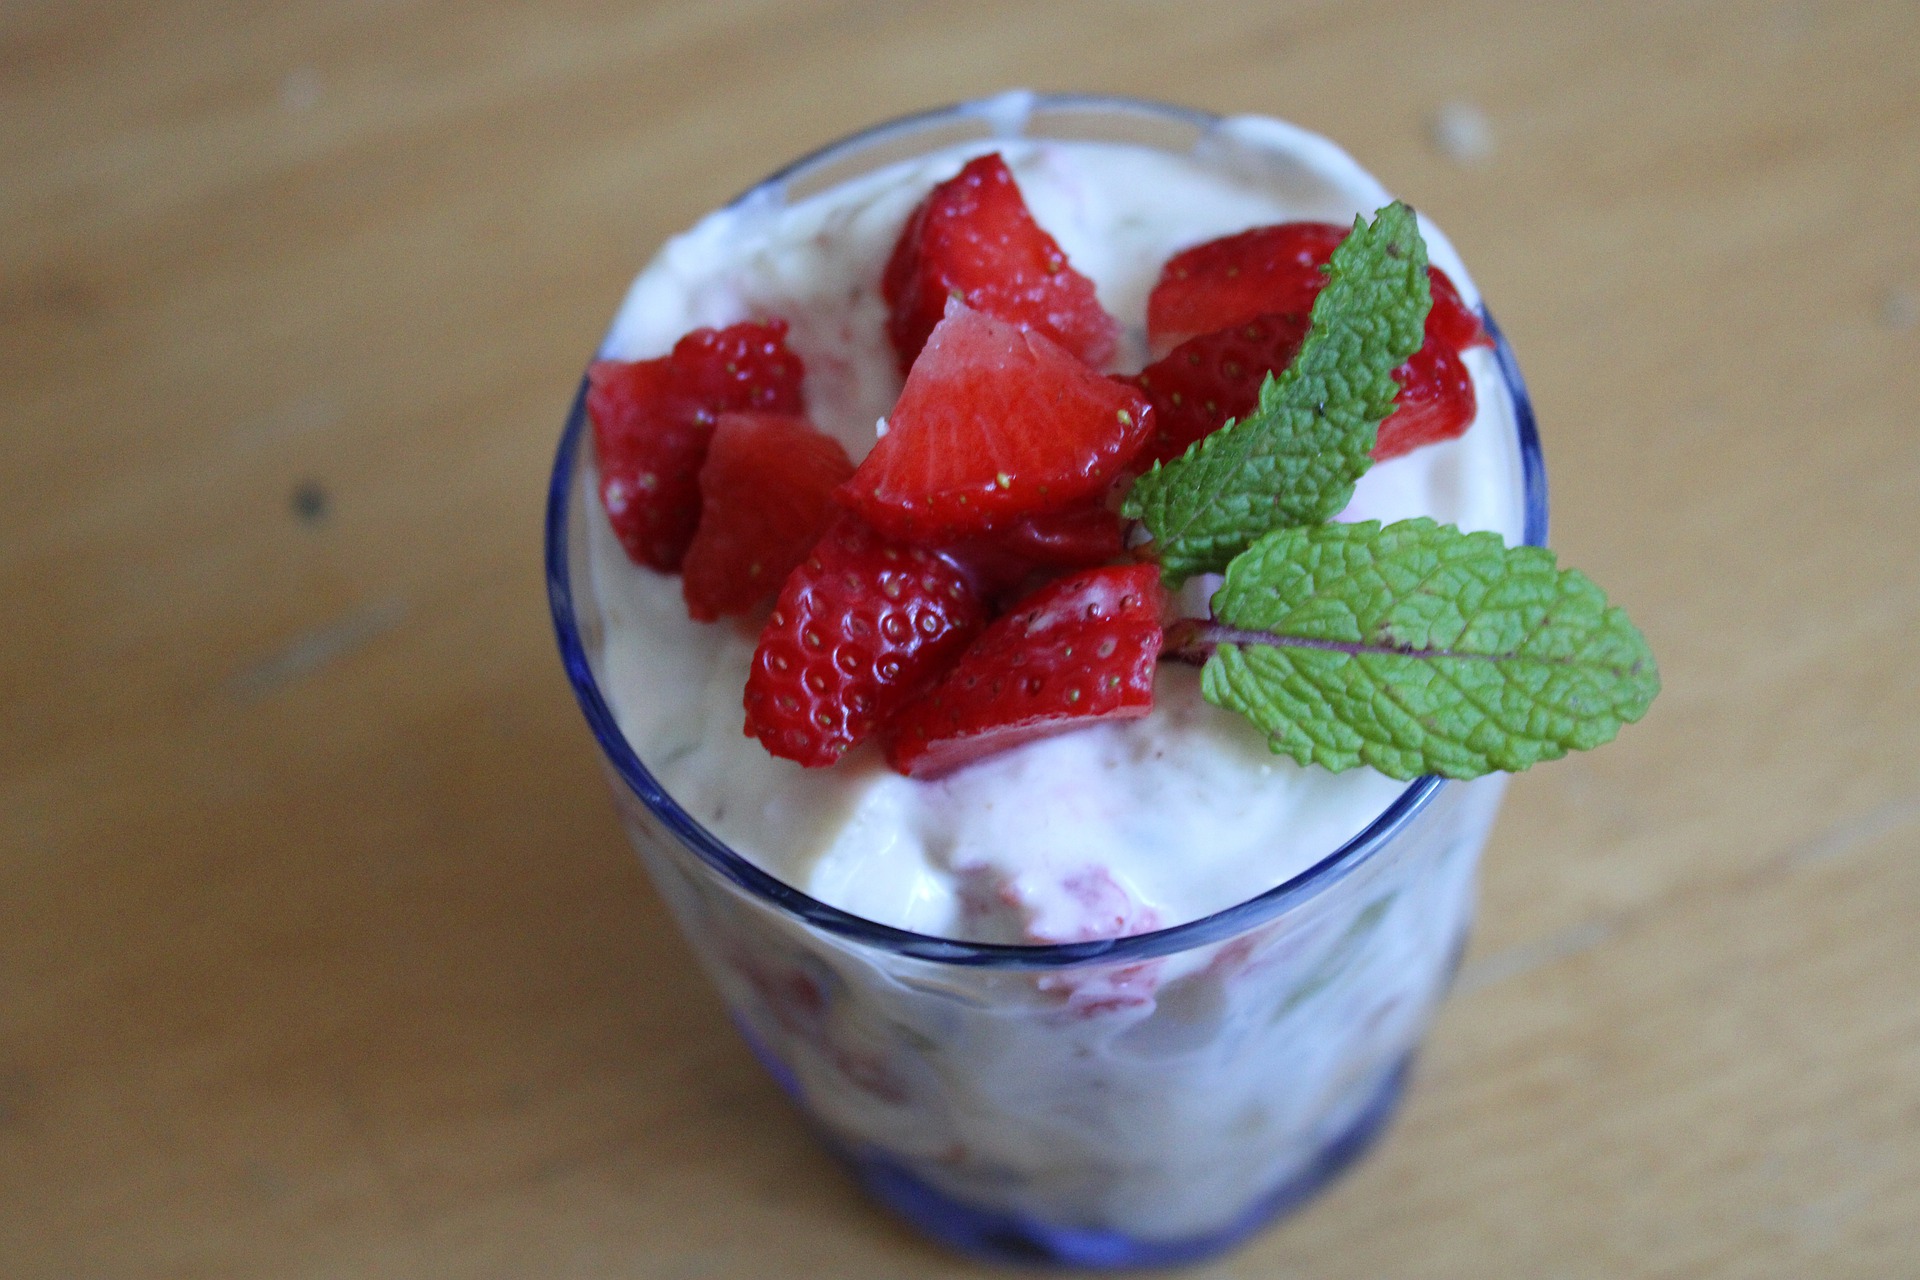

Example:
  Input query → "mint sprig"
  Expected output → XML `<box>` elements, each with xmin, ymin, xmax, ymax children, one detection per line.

<box><xmin>1164</xmin><ymin>519</ymin><xmax>1660</xmax><ymax>780</ymax></box>
<box><xmin>1123</xmin><ymin>205</ymin><xmax>1659</xmax><ymax>778</ymax></box>
<box><xmin>1122</xmin><ymin>201</ymin><xmax>1431</xmax><ymax>585</ymax></box>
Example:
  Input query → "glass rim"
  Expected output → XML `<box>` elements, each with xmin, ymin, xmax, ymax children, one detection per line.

<box><xmin>544</xmin><ymin>92</ymin><xmax>1550</xmax><ymax>969</ymax></box>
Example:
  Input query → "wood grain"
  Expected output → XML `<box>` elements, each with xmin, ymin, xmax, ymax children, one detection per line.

<box><xmin>3</xmin><ymin>1</ymin><xmax>1917</xmax><ymax>1275</ymax></box>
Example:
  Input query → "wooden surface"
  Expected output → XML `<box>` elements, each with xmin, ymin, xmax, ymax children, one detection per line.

<box><xmin>5</xmin><ymin>2</ymin><xmax>1918</xmax><ymax>1275</ymax></box>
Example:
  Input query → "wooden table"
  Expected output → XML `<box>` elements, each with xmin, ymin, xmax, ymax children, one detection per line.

<box><xmin>5</xmin><ymin>2</ymin><xmax>1917</xmax><ymax>1275</ymax></box>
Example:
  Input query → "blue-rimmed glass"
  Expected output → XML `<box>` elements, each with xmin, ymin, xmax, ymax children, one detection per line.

<box><xmin>546</xmin><ymin>92</ymin><xmax>1547</xmax><ymax>1269</ymax></box>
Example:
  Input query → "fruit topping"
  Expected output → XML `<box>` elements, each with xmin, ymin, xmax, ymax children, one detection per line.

<box><xmin>1372</xmin><ymin>339</ymin><xmax>1476</xmax><ymax>461</ymax></box>
<box><xmin>1124</xmin><ymin>312</ymin><xmax>1310</xmax><ymax>468</ymax></box>
<box><xmin>885</xmin><ymin>564</ymin><xmax>1165</xmax><ymax>779</ymax></box>
<box><xmin>1145</xmin><ymin>221</ymin><xmax>1488</xmax><ymax>354</ymax></box>
<box><xmin>882</xmin><ymin>152</ymin><xmax>1119</xmax><ymax>372</ymax></box>
<box><xmin>1147</xmin><ymin>222</ymin><xmax>1347</xmax><ymax>353</ymax></box>
<box><xmin>1127</xmin><ymin>309</ymin><xmax>1476</xmax><ymax>465</ymax></box>
<box><xmin>838</xmin><ymin>302</ymin><xmax>1152</xmax><ymax>542</ymax></box>
<box><xmin>1133</xmin><ymin>221</ymin><xmax>1494</xmax><ymax>465</ymax></box>
<box><xmin>987</xmin><ymin>500</ymin><xmax>1130</xmax><ymax>570</ymax></box>
<box><xmin>680</xmin><ymin>412</ymin><xmax>853</xmax><ymax>622</ymax></box>
<box><xmin>744</xmin><ymin>516</ymin><xmax>989</xmax><ymax>767</ymax></box>
<box><xmin>937</xmin><ymin>498</ymin><xmax>1132</xmax><ymax>604</ymax></box>
<box><xmin>1425</xmin><ymin>269</ymin><xmax>1493</xmax><ymax>352</ymax></box>
<box><xmin>588</xmin><ymin>320</ymin><xmax>806</xmax><ymax>571</ymax></box>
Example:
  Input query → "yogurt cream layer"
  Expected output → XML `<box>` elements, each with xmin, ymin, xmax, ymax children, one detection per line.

<box><xmin>585</xmin><ymin>127</ymin><xmax>1527</xmax><ymax>941</ymax></box>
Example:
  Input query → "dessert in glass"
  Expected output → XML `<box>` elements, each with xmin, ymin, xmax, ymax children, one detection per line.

<box><xmin>546</xmin><ymin>92</ymin><xmax>1548</xmax><ymax>1267</ymax></box>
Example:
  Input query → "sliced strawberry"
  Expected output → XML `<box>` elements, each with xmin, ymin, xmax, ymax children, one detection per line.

<box><xmin>952</xmin><ymin>863</ymin><xmax>1165</xmax><ymax>1014</ymax></box>
<box><xmin>1147</xmin><ymin>223</ymin><xmax>1345</xmax><ymax>352</ymax></box>
<box><xmin>838</xmin><ymin>303</ymin><xmax>1152</xmax><ymax>543</ymax></box>
<box><xmin>1141</xmin><ymin>225</ymin><xmax>1488</xmax><ymax>463</ymax></box>
<box><xmin>744</xmin><ymin>516</ymin><xmax>989</xmax><ymax>767</ymax></box>
<box><xmin>882</xmin><ymin>153</ymin><xmax>1119</xmax><ymax>372</ymax></box>
<box><xmin>1127</xmin><ymin>309</ymin><xmax>1478</xmax><ymax>466</ymax></box>
<box><xmin>992</xmin><ymin>500</ymin><xmax>1129</xmax><ymax>570</ymax></box>
<box><xmin>938</xmin><ymin>499</ymin><xmax>1131</xmax><ymax>604</ymax></box>
<box><xmin>1426</xmin><ymin>269</ymin><xmax>1493</xmax><ymax>352</ymax></box>
<box><xmin>1124</xmin><ymin>312</ymin><xmax>1310</xmax><ymax>467</ymax></box>
<box><xmin>680</xmin><ymin>412</ymin><xmax>853</xmax><ymax>622</ymax></box>
<box><xmin>885</xmin><ymin>564</ymin><xmax>1164</xmax><ymax>780</ymax></box>
<box><xmin>1374</xmin><ymin>339</ymin><xmax>1476</xmax><ymax>461</ymax></box>
<box><xmin>587</xmin><ymin>320</ymin><xmax>805</xmax><ymax>571</ymax></box>
<box><xmin>1146</xmin><ymin>221</ymin><xmax>1489</xmax><ymax>355</ymax></box>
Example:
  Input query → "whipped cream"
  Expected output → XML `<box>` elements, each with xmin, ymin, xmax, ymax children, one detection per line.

<box><xmin>585</xmin><ymin>128</ymin><xmax>1527</xmax><ymax>942</ymax></box>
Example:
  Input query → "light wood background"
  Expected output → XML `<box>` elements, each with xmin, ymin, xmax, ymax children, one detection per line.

<box><xmin>5</xmin><ymin>2</ymin><xmax>1917</xmax><ymax>1276</ymax></box>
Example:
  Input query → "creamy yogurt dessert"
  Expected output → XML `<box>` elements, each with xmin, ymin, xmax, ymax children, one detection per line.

<box><xmin>550</xmin><ymin>94</ymin><xmax>1553</xmax><ymax>1266</ymax></box>
<box><xmin>586</xmin><ymin>124</ymin><xmax>1527</xmax><ymax>941</ymax></box>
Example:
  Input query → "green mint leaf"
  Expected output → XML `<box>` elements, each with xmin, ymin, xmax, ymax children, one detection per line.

<box><xmin>1122</xmin><ymin>201</ymin><xmax>1431</xmax><ymax>584</ymax></box>
<box><xmin>1191</xmin><ymin>518</ymin><xmax>1660</xmax><ymax>780</ymax></box>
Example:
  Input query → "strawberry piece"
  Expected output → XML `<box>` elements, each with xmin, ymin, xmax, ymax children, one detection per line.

<box><xmin>885</xmin><ymin>564</ymin><xmax>1164</xmax><ymax>780</ymax></box>
<box><xmin>939</xmin><ymin>499</ymin><xmax>1131</xmax><ymax>604</ymax></box>
<box><xmin>882</xmin><ymin>153</ymin><xmax>1119</xmax><ymax>372</ymax></box>
<box><xmin>680</xmin><ymin>412</ymin><xmax>853</xmax><ymax>622</ymax></box>
<box><xmin>744</xmin><ymin>516</ymin><xmax>989</xmax><ymax>767</ymax></box>
<box><xmin>1146</xmin><ymin>221</ymin><xmax>1489</xmax><ymax>355</ymax></box>
<box><xmin>1128</xmin><ymin>310</ymin><xmax>1479</xmax><ymax>466</ymax></box>
<box><xmin>992</xmin><ymin>500</ymin><xmax>1129</xmax><ymax>570</ymax></box>
<box><xmin>1142</xmin><ymin>224</ymin><xmax>1490</xmax><ymax>462</ymax></box>
<box><xmin>587</xmin><ymin>320</ymin><xmax>806</xmax><ymax>571</ymax></box>
<box><xmin>1124</xmin><ymin>312</ymin><xmax>1310</xmax><ymax>467</ymax></box>
<box><xmin>838</xmin><ymin>303</ymin><xmax>1152</xmax><ymax>543</ymax></box>
<box><xmin>1147</xmin><ymin>222</ymin><xmax>1346</xmax><ymax>352</ymax></box>
<box><xmin>1374</xmin><ymin>339</ymin><xmax>1475</xmax><ymax>461</ymax></box>
<box><xmin>953</xmin><ymin>863</ymin><xmax>1166</xmax><ymax>1015</ymax></box>
<box><xmin>1426</xmin><ymin>269</ymin><xmax>1493</xmax><ymax>352</ymax></box>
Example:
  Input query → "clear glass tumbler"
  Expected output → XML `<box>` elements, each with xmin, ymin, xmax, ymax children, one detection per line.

<box><xmin>546</xmin><ymin>93</ymin><xmax>1548</xmax><ymax>1269</ymax></box>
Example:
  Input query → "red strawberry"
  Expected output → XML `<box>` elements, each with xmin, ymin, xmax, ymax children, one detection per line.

<box><xmin>838</xmin><ymin>303</ymin><xmax>1152</xmax><ymax>542</ymax></box>
<box><xmin>885</xmin><ymin>564</ymin><xmax>1165</xmax><ymax>780</ymax></box>
<box><xmin>1124</xmin><ymin>312</ymin><xmax>1310</xmax><ymax>467</ymax></box>
<box><xmin>587</xmin><ymin>320</ymin><xmax>805</xmax><ymax>571</ymax></box>
<box><xmin>1126</xmin><ymin>310</ymin><xmax>1476</xmax><ymax>464</ymax></box>
<box><xmin>1146</xmin><ymin>221</ymin><xmax>1489</xmax><ymax>355</ymax></box>
<box><xmin>744</xmin><ymin>516</ymin><xmax>989</xmax><ymax>767</ymax></box>
<box><xmin>1426</xmin><ymin>269</ymin><xmax>1492</xmax><ymax>352</ymax></box>
<box><xmin>1147</xmin><ymin>223</ymin><xmax>1346</xmax><ymax>352</ymax></box>
<box><xmin>992</xmin><ymin>500</ymin><xmax>1129</xmax><ymax>570</ymax></box>
<box><xmin>1375</xmin><ymin>340</ymin><xmax>1476</xmax><ymax>461</ymax></box>
<box><xmin>680</xmin><ymin>412</ymin><xmax>853</xmax><ymax>622</ymax></box>
<box><xmin>939</xmin><ymin>499</ymin><xmax>1131</xmax><ymax>604</ymax></box>
<box><xmin>882</xmin><ymin>153</ymin><xmax>1119</xmax><ymax>372</ymax></box>
<box><xmin>953</xmin><ymin>863</ymin><xmax>1166</xmax><ymax>1015</ymax></box>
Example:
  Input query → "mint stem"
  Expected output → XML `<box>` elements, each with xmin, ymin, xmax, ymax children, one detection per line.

<box><xmin>1162</xmin><ymin>617</ymin><xmax>1383</xmax><ymax>666</ymax></box>
<box><xmin>1159</xmin><ymin>617</ymin><xmax>1592</xmax><ymax>668</ymax></box>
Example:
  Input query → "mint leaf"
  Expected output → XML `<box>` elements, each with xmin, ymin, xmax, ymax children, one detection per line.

<box><xmin>1122</xmin><ymin>202</ymin><xmax>1431</xmax><ymax>584</ymax></box>
<box><xmin>1186</xmin><ymin>519</ymin><xmax>1659</xmax><ymax>780</ymax></box>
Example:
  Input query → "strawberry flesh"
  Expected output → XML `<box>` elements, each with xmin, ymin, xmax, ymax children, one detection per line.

<box><xmin>838</xmin><ymin>303</ymin><xmax>1152</xmax><ymax>543</ymax></box>
<box><xmin>681</xmin><ymin>412</ymin><xmax>853</xmax><ymax>622</ymax></box>
<box><xmin>885</xmin><ymin>564</ymin><xmax>1165</xmax><ymax>780</ymax></box>
<box><xmin>1130</xmin><ymin>220</ymin><xmax>1498</xmax><ymax>466</ymax></box>
<box><xmin>937</xmin><ymin>498</ymin><xmax>1131</xmax><ymax>604</ymax></box>
<box><xmin>1375</xmin><ymin>339</ymin><xmax>1476</xmax><ymax>461</ymax></box>
<box><xmin>1426</xmin><ymin>269</ymin><xmax>1492</xmax><ymax>352</ymax></box>
<box><xmin>990</xmin><ymin>500</ymin><xmax>1129</xmax><ymax>570</ymax></box>
<box><xmin>1127</xmin><ymin>309</ymin><xmax>1478</xmax><ymax>464</ymax></box>
<box><xmin>1123</xmin><ymin>312</ymin><xmax>1310</xmax><ymax>467</ymax></box>
<box><xmin>1146</xmin><ymin>221</ymin><xmax>1489</xmax><ymax>355</ymax></box>
<box><xmin>1147</xmin><ymin>222</ymin><xmax>1347</xmax><ymax>352</ymax></box>
<box><xmin>745</xmin><ymin>516</ymin><xmax>989</xmax><ymax>767</ymax></box>
<box><xmin>587</xmin><ymin>320</ymin><xmax>805</xmax><ymax>571</ymax></box>
<box><xmin>882</xmin><ymin>153</ymin><xmax>1119</xmax><ymax>372</ymax></box>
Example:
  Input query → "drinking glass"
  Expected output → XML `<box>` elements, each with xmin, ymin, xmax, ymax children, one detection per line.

<box><xmin>546</xmin><ymin>92</ymin><xmax>1547</xmax><ymax>1269</ymax></box>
